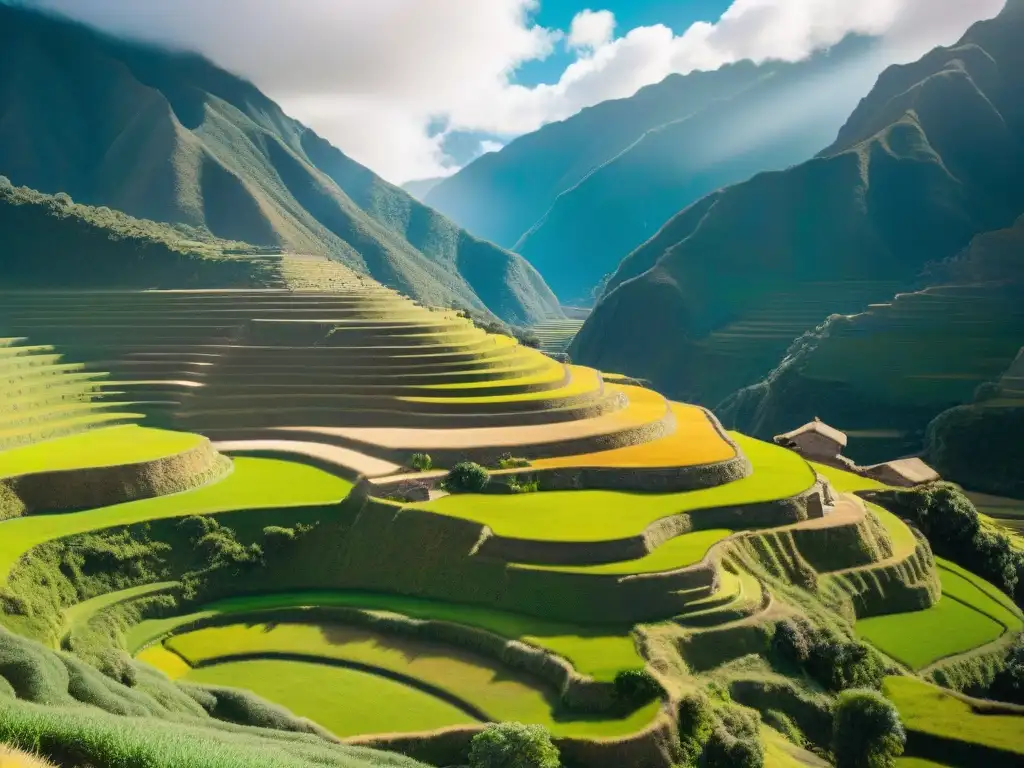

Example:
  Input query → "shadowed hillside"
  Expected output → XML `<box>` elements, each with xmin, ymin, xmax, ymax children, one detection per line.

<box><xmin>572</xmin><ymin>0</ymin><xmax>1024</xmax><ymax>407</ymax></box>
<box><xmin>425</xmin><ymin>61</ymin><xmax>779</xmax><ymax>250</ymax></box>
<box><xmin>0</xmin><ymin>4</ymin><xmax>561</xmax><ymax>324</ymax></box>
<box><xmin>514</xmin><ymin>39</ymin><xmax>883</xmax><ymax>304</ymax></box>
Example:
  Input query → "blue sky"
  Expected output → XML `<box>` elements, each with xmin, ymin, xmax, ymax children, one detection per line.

<box><xmin>515</xmin><ymin>1</ymin><xmax>731</xmax><ymax>85</ymax></box>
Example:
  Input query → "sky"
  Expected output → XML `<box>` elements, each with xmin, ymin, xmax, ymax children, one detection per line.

<box><xmin>22</xmin><ymin>0</ymin><xmax>1006</xmax><ymax>184</ymax></box>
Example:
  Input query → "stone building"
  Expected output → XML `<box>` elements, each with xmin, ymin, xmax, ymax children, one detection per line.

<box><xmin>773</xmin><ymin>418</ymin><xmax>848</xmax><ymax>462</ymax></box>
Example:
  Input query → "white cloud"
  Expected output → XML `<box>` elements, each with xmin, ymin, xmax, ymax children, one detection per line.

<box><xmin>478</xmin><ymin>140</ymin><xmax>505</xmax><ymax>155</ymax></box>
<box><xmin>568</xmin><ymin>9</ymin><xmax>616</xmax><ymax>50</ymax></box>
<box><xmin>25</xmin><ymin>0</ymin><xmax>1006</xmax><ymax>183</ymax></box>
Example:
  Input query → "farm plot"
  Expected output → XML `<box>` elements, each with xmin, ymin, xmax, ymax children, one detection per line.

<box><xmin>856</xmin><ymin>560</ymin><xmax>1021</xmax><ymax>670</ymax></box>
<box><xmin>0</xmin><ymin>458</ymin><xmax>353</xmax><ymax>581</ymax></box>
<box><xmin>884</xmin><ymin>676</ymin><xmax>1024</xmax><ymax>761</ymax></box>
<box><xmin>159</xmin><ymin>621</ymin><xmax>658</xmax><ymax>738</ymax></box>
<box><xmin>0</xmin><ymin>425</ymin><xmax>203</xmax><ymax>476</ymax></box>
<box><xmin>414</xmin><ymin>434</ymin><xmax>815</xmax><ymax>541</ymax></box>
<box><xmin>129</xmin><ymin>590</ymin><xmax>643</xmax><ymax>683</ymax></box>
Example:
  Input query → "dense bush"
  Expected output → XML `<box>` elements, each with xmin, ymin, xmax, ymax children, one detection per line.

<box><xmin>772</xmin><ymin>619</ymin><xmax>885</xmax><ymax>692</ymax></box>
<box><xmin>612</xmin><ymin>669</ymin><xmax>662</xmax><ymax>709</ymax></box>
<box><xmin>469</xmin><ymin>722</ymin><xmax>560</xmax><ymax>768</ymax></box>
<box><xmin>832</xmin><ymin>689</ymin><xmax>905</xmax><ymax>768</ymax></box>
<box><xmin>874</xmin><ymin>483</ymin><xmax>1024</xmax><ymax>603</ymax></box>
<box><xmin>444</xmin><ymin>462</ymin><xmax>490</xmax><ymax>493</ymax></box>
<box><xmin>927</xmin><ymin>405</ymin><xmax>1024</xmax><ymax>498</ymax></box>
<box><xmin>676</xmin><ymin>692</ymin><xmax>716</xmax><ymax>765</ymax></box>
<box><xmin>762</xmin><ymin>709</ymin><xmax>804</xmax><ymax>746</ymax></box>
<box><xmin>989</xmin><ymin>636</ymin><xmax>1024</xmax><ymax>704</ymax></box>
<box><xmin>706</xmin><ymin>707</ymin><xmax>764</xmax><ymax>768</ymax></box>
<box><xmin>410</xmin><ymin>453</ymin><xmax>433</xmax><ymax>472</ymax></box>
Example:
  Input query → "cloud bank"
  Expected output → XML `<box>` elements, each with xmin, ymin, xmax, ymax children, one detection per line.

<box><xmin>24</xmin><ymin>0</ymin><xmax>1005</xmax><ymax>183</ymax></box>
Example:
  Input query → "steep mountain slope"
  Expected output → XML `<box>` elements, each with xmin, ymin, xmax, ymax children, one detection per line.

<box><xmin>571</xmin><ymin>0</ymin><xmax>1024</xmax><ymax>408</ymax></box>
<box><xmin>425</xmin><ymin>61</ymin><xmax>775</xmax><ymax>249</ymax></box>
<box><xmin>720</xmin><ymin>215</ymin><xmax>1024</xmax><ymax>464</ymax></box>
<box><xmin>0</xmin><ymin>4</ymin><xmax>560</xmax><ymax>323</ymax></box>
<box><xmin>0</xmin><ymin>179</ymin><xmax>278</xmax><ymax>287</ymax></box>
<box><xmin>401</xmin><ymin>177</ymin><xmax>445</xmax><ymax>201</ymax></box>
<box><xmin>514</xmin><ymin>40</ymin><xmax>883</xmax><ymax>304</ymax></box>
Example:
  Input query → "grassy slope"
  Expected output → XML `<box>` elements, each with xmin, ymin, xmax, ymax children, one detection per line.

<box><xmin>415</xmin><ymin>435</ymin><xmax>815</xmax><ymax>541</ymax></box>
<box><xmin>0</xmin><ymin>458</ymin><xmax>353</xmax><ymax>581</ymax></box>
<box><xmin>884</xmin><ymin>676</ymin><xmax>1024</xmax><ymax>757</ymax></box>
<box><xmin>128</xmin><ymin>592</ymin><xmax>642</xmax><ymax>683</ymax></box>
<box><xmin>857</xmin><ymin>560</ymin><xmax>1022</xmax><ymax>670</ymax></box>
<box><xmin>0</xmin><ymin>426</ymin><xmax>202</xmax><ymax>476</ymax></box>
<box><xmin>165</xmin><ymin>622</ymin><xmax>657</xmax><ymax>738</ymax></box>
<box><xmin>532</xmin><ymin>529</ymin><xmax>733</xmax><ymax>576</ymax></box>
<box><xmin>186</xmin><ymin>658</ymin><xmax>476</xmax><ymax>738</ymax></box>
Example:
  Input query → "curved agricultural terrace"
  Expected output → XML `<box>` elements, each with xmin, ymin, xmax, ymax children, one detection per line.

<box><xmin>0</xmin><ymin>257</ymin><xmax>1018</xmax><ymax>768</ymax></box>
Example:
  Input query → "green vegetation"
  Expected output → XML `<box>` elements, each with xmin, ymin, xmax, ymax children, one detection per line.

<box><xmin>410</xmin><ymin>453</ymin><xmax>433</xmax><ymax>472</ymax></box>
<box><xmin>444</xmin><ymin>462</ymin><xmax>491</xmax><ymax>493</ymax></box>
<box><xmin>884</xmin><ymin>676</ymin><xmax>1024</xmax><ymax>759</ymax></box>
<box><xmin>128</xmin><ymin>591</ymin><xmax>642</xmax><ymax>683</ymax></box>
<box><xmin>833</xmin><ymin>689</ymin><xmax>905</xmax><ymax>768</ymax></box>
<box><xmin>417</xmin><ymin>435</ymin><xmax>814</xmax><ymax>541</ymax></box>
<box><xmin>0</xmin><ymin>426</ymin><xmax>202</xmax><ymax>476</ymax></box>
<box><xmin>857</xmin><ymin>561</ymin><xmax>1020</xmax><ymax>670</ymax></box>
<box><xmin>534</xmin><ymin>529</ymin><xmax>732</xmax><ymax>575</ymax></box>
<box><xmin>469</xmin><ymin>722</ymin><xmax>560</xmax><ymax>768</ymax></box>
<box><xmin>187</xmin><ymin>658</ymin><xmax>476</xmax><ymax>738</ymax></box>
<box><xmin>0</xmin><ymin>4</ymin><xmax>562</xmax><ymax>323</ymax></box>
<box><xmin>0</xmin><ymin>458</ymin><xmax>353</xmax><ymax>582</ymax></box>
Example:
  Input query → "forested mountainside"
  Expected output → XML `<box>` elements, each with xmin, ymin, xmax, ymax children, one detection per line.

<box><xmin>513</xmin><ymin>39</ymin><xmax>882</xmax><ymax>304</ymax></box>
<box><xmin>572</xmin><ymin>0</ymin><xmax>1024</xmax><ymax>416</ymax></box>
<box><xmin>0</xmin><ymin>4</ymin><xmax>561</xmax><ymax>323</ymax></box>
<box><xmin>720</xmin><ymin>215</ymin><xmax>1024</xmax><ymax>470</ymax></box>
<box><xmin>0</xmin><ymin>180</ymin><xmax>277</xmax><ymax>287</ymax></box>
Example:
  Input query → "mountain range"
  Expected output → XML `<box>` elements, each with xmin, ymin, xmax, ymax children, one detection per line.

<box><xmin>570</xmin><ymin>0</ymin><xmax>1024</xmax><ymax>457</ymax></box>
<box><xmin>426</xmin><ymin>39</ymin><xmax>887</xmax><ymax>303</ymax></box>
<box><xmin>0</xmin><ymin>3</ymin><xmax>561</xmax><ymax>324</ymax></box>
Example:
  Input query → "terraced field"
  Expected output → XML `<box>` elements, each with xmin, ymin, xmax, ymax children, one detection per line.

<box><xmin>0</xmin><ymin>258</ymin><xmax>1019</xmax><ymax>768</ymax></box>
<box><xmin>530</xmin><ymin>319</ymin><xmax>585</xmax><ymax>355</ymax></box>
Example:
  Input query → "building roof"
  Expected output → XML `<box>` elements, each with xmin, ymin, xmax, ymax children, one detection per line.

<box><xmin>775</xmin><ymin>419</ymin><xmax>848</xmax><ymax>448</ymax></box>
<box><xmin>864</xmin><ymin>457</ymin><xmax>939</xmax><ymax>484</ymax></box>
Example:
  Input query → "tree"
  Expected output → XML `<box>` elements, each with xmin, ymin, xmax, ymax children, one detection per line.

<box><xmin>445</xmin><ymin>461</ymin><xmax>490</xmax><ymax>493</ymax></box>
<box><xmin>677</xmin><ymin>692</ymin><xmax>715</xmax><ymax>765</ymax></box>
<box><xmin>832</xmin><ymin>689</ymin><xmax>905</xmax><ymax>768</ymax></box>
<box><xmin>469</xmin><ymin>722</ymin><xmax>560</xmax><ymax>768</ymax></box>
<box><xmin>613</xmin><ymin>669</ymin><xmax>662</xmax><ymax>709</ymax></box>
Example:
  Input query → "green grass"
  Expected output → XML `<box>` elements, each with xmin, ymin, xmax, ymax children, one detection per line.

<box><xmin>0</xmin><ymin>426</ymin><xmax>203</xmax><ymax>477</ymax></box>
<box><xmin>186</xmin><ymin>658</ymin><xmax>477</xmax><ymax>738</ymax></box>
<box><xmin>884</xmin><ymin>676</ymin><xmax>1024</xmax><ymax>757</ymax></box>
<box><xmin>856</xmin><ymin>561</ymin><xmax>1017</xmax><ymax>670</ymax></box>
<box><xmin>414</xmin><ymin>435</ymin><xmax>815</xmax><ymax>541</ymax></box>
<box><xmin>164</xmin><ymin>621</ymin><xmax>657</xmax><ymax>738</ymax></box>
<box><xmin>810</xmin><ymin>462</ymin><xmax>890</xmax><ymax>492</ymax></box>
<box><xmin>865</xmin><ymin>501</ymin><xmax>918</xmax><ymax>556</ymax></box>
<box><xmin>0</xmin><ymin>458</ymin><xmax>353</xmax><ymax>581</ymax></box>
<box><xmin>62</xmin><ymin>581</ymin><xmax>176</xmax><ymax>643</ymax></box>
<box><xmin>128</xmin><ymin>591</ymin><xmax>641</xmax><ymax>683</ymax></box>
<box><xmin>527</xmin><ymin>529</ymin><xmax>733</xmax><ymax>575</ymax></box>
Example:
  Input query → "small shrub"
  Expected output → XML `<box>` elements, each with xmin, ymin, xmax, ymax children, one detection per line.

<box><xmin>507</xmin><ymin>478</ymin><xmax>540</xmax><ymax>494</ymax></box>
<box><xmin>804</xmin><ymin>629</ymin><xmax>885</xmax><ymax>692</ymax></box>
<box><xmin>771</xmin><ymin>618</ymin><xmax>811</xmax><ymax>667</ymax></box>
<box><xmin>677</xmin><ymin>692</ymin><xmax>715</xmax><ymax>765</ymax></box>
<box><xmin>706</xmin><ymin>706</ymin><xmax>764</xmax><ymax>768</ymax></box>
<box><xmin>0</xmin><ymin>175</ymin><xmax>11</xmax><ymax>190</ymax></box>
<box><xmin>51</xmin><ymin>192</ymin><xmax>73</xmax><ymax>207</ymax></box>
<box><xmin>469</xmin><ymin>722</ymin><xmax>560</xmax><ymax>768</ymax></box>
<box><xmin>613</xmin><ymin>669</ymin><xmax>662</xmax><ymax>709</ymax></box>
<box><xmin>494</xmin><ymin>453</ymin><xmax>531</xmax><ymax>469</ymax></box>
<box><xmin>262</xmin><ymin>525</ymin><xmax>296</xmax><ymax>554</ymax></box>
<box><xmin>832</xmin><ymin>689</ymin><xmax>905</xmax><ymax>768</ymax></box>
<box><xmin>990</xmin><ymin>636</ymin><xmax>1024</xmax><ymax>704</ymax></box>
<box><xmin>410</xmin><ymin>453</ymin><xmax>433</xmax><ymax>472</ymax></box>
<box><xmin>444</xmin><ymin>462</ymin><xmax>490</xmax><ymax>493</ymax></box>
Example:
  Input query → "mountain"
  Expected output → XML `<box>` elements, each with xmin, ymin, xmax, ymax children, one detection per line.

<box><xmin>0</xmin><ymin>4</ymin><xmax>561</xmax><ymax>324</ymax></box>
<box><xmin>719</xmin><ymin>215</ymin><xmax>1024</xmax><ymax>465</ymax></box>
<box><xmin>571</xmin><ymin>0</ymin><xmax>1024</xmax><ymax>410</ymax></box>
<box><xmin>401</xmin><ymin>176</ymin><xmax>446</xmax><ymax>201</ymax></box>
<box><xmin>513</xmin><ymin>40</ymin><xmax>884</xmax><ymax>304</ymax></box>
<box><xmin>0</xmin><ymin>179</ymin><xmax>278</xmax><ymax>287</ymax></box>
<box><xmin>425</xmin><ymin>61</ymin><xmax>778</xmax><ymax>250</ymax></box>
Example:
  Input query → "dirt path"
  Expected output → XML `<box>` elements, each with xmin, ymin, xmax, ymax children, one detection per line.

<box><xmin>213</xmin><ymin>440</ymin><xmax>401</xmax><ymax>477</ymax></box>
